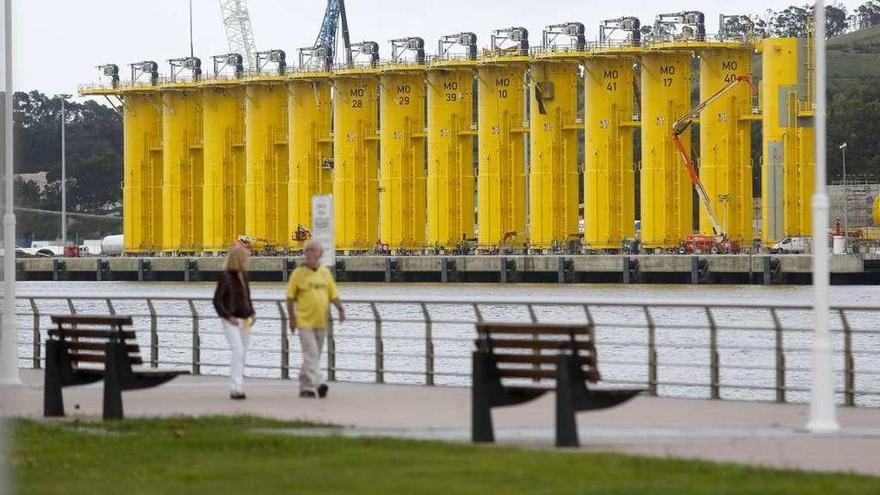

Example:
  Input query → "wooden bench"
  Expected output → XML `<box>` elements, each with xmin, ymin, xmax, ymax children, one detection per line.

<box><xmin>472</xmin><ymin>322</ymin><xmax>643</xmax><ymax>447</ymax></box>
<box><xmin>44</xmin><ymin>314</ymin><xmax>188</xmax><ymax>420</ymax></box>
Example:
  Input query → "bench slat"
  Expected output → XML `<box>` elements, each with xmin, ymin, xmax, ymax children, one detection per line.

<box><xmin>493</xmin><ymin>353</ymin><xmax>595</xmax><ymax>366</ymax></box>
<box><xmin>51</xmin><ymin>315</ymin><xmax>133</xmax><ymax>326</ymax></box>
<box><xmin>497</xmin><ymin>367</ymin><xmax>600</xmax><ymax>382</ymax></box>
<box><xmin>476</xmin><ymin>323</ymin><xmax>589</xmax><ymax>335</ymax></box>
<box><xmin>476</xmin><ymin>339</ymin><xmax>594</xmax><ymax>351</ymax></box>
<box><xmin>67</xmin><ymin>341</ymin><xmax>140</xmax><ymax>353</ymax></box>
<box><xmin>69</xmin><ymin>352</ymin><xmax>144</xmax><ymax>365</ymax></box>
<box><xmin>49</xmin><ymin>328</ymin><xmax>137</xmax><ymax>340</ymax></box>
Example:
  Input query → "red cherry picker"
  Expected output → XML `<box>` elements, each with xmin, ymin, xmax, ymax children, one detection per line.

<box><xmin>670</xmin><ymin>75</ymin><xmax>756</xmax><ymax>254</ymax></box>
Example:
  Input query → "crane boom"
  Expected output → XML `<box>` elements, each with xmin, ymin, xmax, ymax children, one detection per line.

<box><xmin>218</xmin><ymin>0</ymin><xmax>258</xmax><ymax>71</ymax></box>
<box><xmin>670</xmin><ymin>75</ymin><xmax>756</xmax><ymax>239</ymax></box>
<box><xmin>313</xmin><ymin>0</ymin><xmax>352</xmax><ymax>68</ymax></box>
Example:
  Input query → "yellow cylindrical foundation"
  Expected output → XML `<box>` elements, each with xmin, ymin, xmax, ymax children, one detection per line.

<box><xmin>762</xmin><ymin>38</ymin><xmax>814</xmax><ymax>242</ymax></box>
<box><xmin>162</xmin><ymin>90</ymin><xmax>203</xmax><ymax>252</ymax></box>
<box><xmin>699</xmin><ymin>48</ymin><xmax>753</xmax><ymax>243</ymax></box>
<box><xmin>333</xmin><ymin>72</ymin><xmax>380</xmax><ymax>251</ymax></box>
<box><xmin>584</xmin><ymin>55</ymin><xmax>636</xmax><ymax>250</ymax></box>
<box><xmin>426</xmin><ymin>64</ymin><xmax>475</xmax><ymax>249</ymax></box>
<box><xmin>202</xmin><ymin>85</ymin><xmax>246</xmax><ymax>252</ymax></box>
<box><xmin>123</xmin><ymin>93</ymin><xmax>163</xmax><ymax>253</ymax></box>
<box><xmin>245</xmin><ymin>83</ymin><xmax>289</xmax><ymax>249</ymax></box>
<box><xmin>380</xmin><ymin>69</ymin><xmax>427</xmax><ymax>250</ymax></box>
<box><xmin>477</xmin><ymin>62</ymin><xmax>527</xmax><ymax>248</ymax></box>
<box><xmin>288</xmin><ymin>76</ymin><xmax>333</xmax><ymax>250</ymax></box>
<box><xmin>640</xmin><ymin>50</ymin><xmax>693</xmax><ymax>249</ymax></box>
<box><xmin>529</xmin><ymin>59</ymin><xmax>580</xmax><ymax>249</ymax></box>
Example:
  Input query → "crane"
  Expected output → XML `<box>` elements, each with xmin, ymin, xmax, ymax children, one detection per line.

<box><xmin>218</xmin><ymin>0</ymin><xmax>258</xmax><ymax>71</ymax></box>
<box><xmin>670</xmin><ymin>75</ymin><xmax>756</xmax><ymax>240</ymax></box>
<box><xmin>299</xmin><ymin>0</ymin><xmax>352</xmax><ymax>70</ymax></box>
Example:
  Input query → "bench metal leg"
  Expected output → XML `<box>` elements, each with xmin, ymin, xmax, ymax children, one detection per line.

<box><xmin>555</xmin><ymin>354</ymin><xmax>580</xmax><ymax>447</ymax></box>
<box><xmin>103</xmin><ymin>342</ymin><xmax>125</xmax><ymax>420</ymax></box>
<box><xmin>472</xmin><ymin>352</ymin><xmax>495</xmax><ymax>443</ymax></box>
<box><xmin>43</xmin><ymin>341</ymin><xmax>65</xmax><ymax>417</ymax></box>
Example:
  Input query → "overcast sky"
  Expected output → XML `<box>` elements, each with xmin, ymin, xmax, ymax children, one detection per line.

<box><xmin>0</xmin><ymin>0</ymin><xmax>866</xmax><ymax>99</ymax></box>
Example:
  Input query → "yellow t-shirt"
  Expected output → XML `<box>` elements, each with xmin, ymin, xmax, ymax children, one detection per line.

<box><xmin>286</xmin><ymin>265</ymin><xmax>339</xmax><ymax>329</ymax></box>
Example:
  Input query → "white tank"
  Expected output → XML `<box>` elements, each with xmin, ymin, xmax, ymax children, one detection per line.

<box><xmin>832</xmin><ymin>235</ymin><xmax>845</xmax><ymax>255</ymax></box>
<box><xmin>100</xmin><ymin>234</ymin><xmax>124</xmax><ymax>256</ymax></box>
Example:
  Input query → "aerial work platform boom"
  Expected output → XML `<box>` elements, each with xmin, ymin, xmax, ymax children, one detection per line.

<box><xmin>671</xmin><ymin>75</ymin><xmax>756</xmax><ymax>239</ymax></box>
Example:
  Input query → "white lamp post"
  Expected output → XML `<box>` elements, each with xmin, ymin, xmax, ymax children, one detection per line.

<box><xmin>0</xmin><ymin>0</ymin><xmax>19</xmax><ymax>384</ymax></box>
<box><xmin>807</xmin><ymin>0</ymin><xmax>839</xmax><ymax>433</ymax></box>
<box><xmin>839</xmin><ymin>142</ymin><xmax>847</xmax><ymax>252</ymax></box>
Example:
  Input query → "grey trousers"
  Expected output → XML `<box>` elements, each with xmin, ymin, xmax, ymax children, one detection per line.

<box><xmin>298</xmin><ymin>328</ymin><xmax>327</xmax><ymax>392</ymax></box>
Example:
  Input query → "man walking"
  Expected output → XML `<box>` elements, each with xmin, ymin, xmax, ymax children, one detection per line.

<box><xmin>287</xmin><ymin>240</ymin><xmax>346</xmax><ymax>398</ymax></box>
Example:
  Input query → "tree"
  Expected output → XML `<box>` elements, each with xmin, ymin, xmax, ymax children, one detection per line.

<box><xmin>854</xmin><ymin>0</ymin><xmax>880</xmax><ymax>29</ymax></box>
<box><xmin>767</xmin><ymin>4</ymin><xmax>849</xmax><ymax>38</ymax></box>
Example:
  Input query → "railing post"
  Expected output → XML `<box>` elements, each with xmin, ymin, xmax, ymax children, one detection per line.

<box><xmin>770</xmin><ymin>308</ymin><xmax>786</xmax><ymax>403</ymax></box>
<box><xmin>277</xmin><ymin>301</ymin><xmax>289</xmax><ymax>380</ymax></box>
<box><xmin>705</xmin><ymin>307</ymin><xmax>720</xmax><ymax>400</ymax></box>
<box><xmin>188</xmin><ymin>299</ymin><xmax>200</xmax><ymax>375</ymax></box>
<box><xmin>105</xmin><ymin>299</ymin><xmax>116</xmax><ymax>315</ymax></box>
<box><xmin>643</xmin><ymin>306</ymin><xmax>657</xmax><ymax>397</ymax></box>
<box><xmin>840</xmin><ymin>309</ymin><xmax>855</xmax><ymax>407</ymax></box>
<box><xmin>327</xmin><ymin>312</ymin><xmax>336</xmax><ymax>382</ymax></box>
<box><xmin>147</xmin><ymin>299</ymin><xmax>158</xmax><ymax>368</ymax></box>
<box><xmin>371</xmin><ymin>302</ymin><xmax>384</xmax><ymax>383</ymax></box>
<box><xmin>421</xmin><ymin>302</ymin><xmax>434</xmax><ymax>386</ymax></box>
<box><xmin>29</xmin><ymin>298</ymin><xmax>40</xmax><ymax>369</ymax></box>
<box><xmin>472</xmin><ymin>303</ymin><xmax>484</xmax><ymax>323</ymax></box>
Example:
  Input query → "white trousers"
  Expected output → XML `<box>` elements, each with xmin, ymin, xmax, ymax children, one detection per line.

<box><xmin>222</xmin><ymin>318</ymin><xmax>251</xmax><ymax>393</ymax></box>
<box><xmin>298</xmin><ymin>328</ymin><xmax>327</xmax><ymax>393</ymax></box>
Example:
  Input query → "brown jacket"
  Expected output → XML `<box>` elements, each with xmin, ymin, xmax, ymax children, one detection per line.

<box><xmin>213</xmin><ymin>271</ymin><xmax>255</xmax><ymax>319</ymax></box>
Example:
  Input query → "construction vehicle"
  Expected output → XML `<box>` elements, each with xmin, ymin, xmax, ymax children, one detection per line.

<box><xmin>293</xmin><ymin>225</ymin><xmax>311</xmax><ymax>243</ymax></box>
<box><xmin>670</xmin><ymin>75</ymin><xmax>756</xmax><ymax>253</ymax></box>
<box><xmin>235</xmin><ymin>236</ymin><xmax>277</xmax><ymax>255</ymax></box>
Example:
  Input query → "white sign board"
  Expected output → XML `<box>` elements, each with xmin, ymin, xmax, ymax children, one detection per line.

<box><xmin>311</xmin><ymin>194</ymin><xmax>335</xmax><ymax>269</ymax></box>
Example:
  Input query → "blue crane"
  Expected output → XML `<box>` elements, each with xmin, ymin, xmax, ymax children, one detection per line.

<box><xmin>314</xmin><ymin>0</ymin><xmax>352</xmax><ymax>69</ymax></box>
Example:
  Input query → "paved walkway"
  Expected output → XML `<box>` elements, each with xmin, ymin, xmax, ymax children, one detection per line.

<box><xmin>3</xmin><ymin>370</ymin><xmax>880</xmax><ymax>476</ymax></box>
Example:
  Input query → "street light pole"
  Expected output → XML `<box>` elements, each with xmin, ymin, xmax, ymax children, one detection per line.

<box><xmin>839</xmin><ymin>142</ymin><xmax>847</xmax><ymax>252</ymax></box>
<box><xmin>0</xmin><ymin>0</ymin><xmax>20</xmax><ymax>384</ymax></box>
<box><xmin>808</xmin><ymin>0</ymin><xmax>839</xmax><ymax>433</ymax></box>
<box><xmin>61</xmin><ymin>97</ymin><xmax>66</xmax><ymax>247</ymax></box>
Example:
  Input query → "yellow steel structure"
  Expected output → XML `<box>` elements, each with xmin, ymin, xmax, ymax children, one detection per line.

<box><xmin>528</xmin><ymin>56</ymin><xmax>580</xmax><ymax>249</ymax></box>
<box><xmin>333</xmin><ymin>69</ymin><xmax>380</xmax><ymax>251</ymax></box>
<box><xmin>202</xmin><ymin>84</ymin><xmax>246</xmax><ymax>252</ymax></box>
<box><xmin>584</xmin><ymin>54</ymin><xmax>637</xmax><ymax>249</ymax></box>
<box><xmin>379</xmin><ymin>67</ymin><xmax>427</xmax><ymax>250</ymax></box>
<box><xmin>698</xmin><ymin>46</ymin><xmax>753</xmax><ymax>242</ymax></box>
<box><xmin>161</xmin><ymin>88</ymin><xmax>204</xmax><ymax>252</ymax></box>
<box><xmin>640</xmin><ymin>49</ymin><xmax>693</xmax><ymax>248</ymax></box>
<box><xmin>761</xmin><ymin>37</ymin><xmax>814</xmax><ymax>243</ymax></box>
<box><xmin>477</xmin><ymin>59</ymin><xmax>528</xmax><ymax>248</ymax></box>
<box><xmin>288</xmin><ymin>74</ymin><xmax>334</xmax><ymax>249</ymax></box>
<box><xmin>426</xmin><ymin>62</ymin><xmax>476</xmax><ymax>249</ymax></box>
<box><xmin>245</xmin><ymin>82</ymin><xmax>289</xmax><ymax>249</ymax></box>
<box><xmin>122</xmin><ymin>92</ymin><xmax>163</xmax><ymax>253</ymax></box>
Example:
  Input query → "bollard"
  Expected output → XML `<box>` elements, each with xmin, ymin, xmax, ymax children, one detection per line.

<box><xmin>763</xmin><ymin>256</ymin><xmax>772</xmax><ymax>286</ymax></box>
<box><xmin>691</xmin><ymin>256</ymin><xmax>700</xmax><ymax>285</ymax></box>
<box><xmin>52</xmin><ymin>259</ymin><xmax>66</xmax><ymax>282</ymax></box>
<box><xmin>500</xmin><ymin>257</ymin><xmax>508</xmax><ymax>284</ymax></box>
<box><xmin>441</xmin><ymin>257</ymin><xmax>449</xmax><ymax>283</ymax></box>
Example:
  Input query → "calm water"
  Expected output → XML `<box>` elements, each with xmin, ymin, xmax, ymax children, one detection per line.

<box><xmin>13</xmin><ymin>282</ymin><xmax>880</xmax><ymax>407</ymax></box>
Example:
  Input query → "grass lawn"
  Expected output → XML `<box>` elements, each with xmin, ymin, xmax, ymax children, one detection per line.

<box><xmin>7</xmin><ymin>416</ymin><xmax>879</xmax><ymax>495</ymax></box>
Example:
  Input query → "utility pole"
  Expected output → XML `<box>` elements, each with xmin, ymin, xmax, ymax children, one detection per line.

<box><xmin>807</xmin><ymin>0</ymin><xmax>839</xmax><ymax>433</ymax></box>
<box><xmin>1</xmin><ymin>0</ymin><xmax>20</xmax><ymax>384</ymax></box>
<box><xmin>839</xmin><ymin>142</ymin><xmax>847</xmax><ymax>252</ymax></box>
<box><xmin>60</xmin><ymin>97</ymin><xmax>66</xmax><ymax>247</ymax></box>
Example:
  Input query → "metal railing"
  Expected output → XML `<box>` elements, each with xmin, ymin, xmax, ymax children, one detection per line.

<box><xmin>13</xmin><ymin>294</ymin><xmax>880</xmax><ymax>407</ymax></box>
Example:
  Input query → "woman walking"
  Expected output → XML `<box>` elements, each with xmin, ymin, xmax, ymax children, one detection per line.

<box><xmin>213</xmin><ymin>246</ymin><xmax>255</xmax><ymax>400</ymax></box>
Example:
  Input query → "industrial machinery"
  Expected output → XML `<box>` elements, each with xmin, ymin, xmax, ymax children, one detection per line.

<box><xmin>349</xmin><ymin>41</ymin><xmax>380</xmax><ymax>67</ymax></box>
<box><xmin>380</xmin><ymin>37</ymin><xmax>428</xmax><ymax>251</ymax></box>
<box><xmin>541</xmin><ymin>22</ymin><xmax>585</xmax><ymax>51</ymax></box>
<box><xmin>437</xmin><ymin>32</ymin><xmax>477</xmax><ymax>60</ymax></box>
<box><xmin>490</xmin><ymin>27</ymin><xmax>529</xmax><ymax>54</ymax></box>
<box><xmin>255</xmin><ymin>49</ymin><xmax>286</xmax><ymax>75</ymax></box>
<box><xmin>671</xmin><ymin>75</ymin><xmax>755</xmax><ymax>245</ymax></box>
<box><xmin>426</xmin><ymin>32</ymin><xmax>477</xmax><ymax>250</ymax></box>
<box><xmin>650</xmin><ymin>11</ymin><xmax>706</xmax><ymax>42</ymax></box>
<box><xmin>218</xmin><ymin>0</ymin><xmax>257</xmax><ymax>71</ymax></box>
<box><xmin>599</xmin><ymin>17</ymin><xmax>641</xmax><ymax>45</ymax></box>
<box><xmin>168</xmin><ymin>57</ymin><xmax>202</xmax><ymax>82</ymax></box>
<box><xmin>529</xmin><ymin>23</ymin><xmax>582</xmax><ymax>250</ymax></box>
<box><xmin>98</xmin><ymin>64</ymin><xmax>120</xmax><ymax>88</ymax></box>
<box><xmin>130</xmin><ymin>61</ymin><xmax>159</xmax><ymax>86</ymax></box>
<box><xmin>298</xmin><ymin>0</ymin><xmax>352</xmax><ymax>70</ymax></box>
<box><xmin>212</xmin><ymin>53</ymin><xmax>245</xmax><ymax>78</ymax></box>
